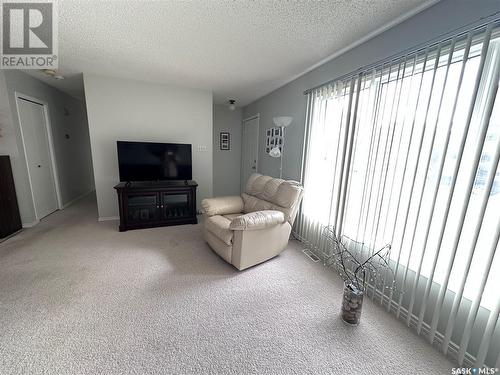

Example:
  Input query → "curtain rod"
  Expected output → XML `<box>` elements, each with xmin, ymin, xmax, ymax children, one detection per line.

<box><xmin>303</xmin><ymin>11</ymin><xmax>500</xmax><ymax>95</ymax></box>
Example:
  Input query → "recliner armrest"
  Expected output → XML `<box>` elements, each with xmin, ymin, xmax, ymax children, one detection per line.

<box><xmin>229</xmin><ymin>210</ymin><xmax>285</xmax><ymax>231</ymax></box>
<box><xmin>201</xmin><ymin>196</ymin><xmax>244</xmax><ymax>216</ymax></box>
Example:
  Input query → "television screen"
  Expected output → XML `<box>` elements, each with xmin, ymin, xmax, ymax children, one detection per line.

<box><xmin>117</xmin><ymin>141</ymin><xmax>192</xmax><ymax>182</ymax></box>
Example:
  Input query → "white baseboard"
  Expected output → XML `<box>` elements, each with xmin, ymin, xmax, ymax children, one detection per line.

<box><xmin>61</xmin><ymin>189</ymin><xmax>95</xmax><ymax>209</ymax></box>
<box><xmin>98</xmin><ymin>216</ymin><xmax>119</xmax><ymax>222</ymax></box>
<box><xmin>19</xmin><ymin>190</ymin><xmax>94</xmax><ymax>230</ymax></box>
<box><xmin>22</xmin><ymin>220</ymin><xmax>39</xmax><ymax>228</ymax></box>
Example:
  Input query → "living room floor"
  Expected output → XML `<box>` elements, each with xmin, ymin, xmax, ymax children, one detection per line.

<box><xmin>0</xmin><ymin>194</ymin><xmax>454</xmax><ymax>374</ymax></box>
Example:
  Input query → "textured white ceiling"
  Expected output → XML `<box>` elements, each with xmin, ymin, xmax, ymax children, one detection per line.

<box><xmin>28</xmin><ymin>0</ymin><xmax>437</xmax><ymax>105</ymax></box>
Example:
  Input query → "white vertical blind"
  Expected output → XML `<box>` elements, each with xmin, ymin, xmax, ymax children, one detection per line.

<box><xmin>296</xmin><ymin>21</ymin><xmax>500</xmax><ymax>367</ymax></box>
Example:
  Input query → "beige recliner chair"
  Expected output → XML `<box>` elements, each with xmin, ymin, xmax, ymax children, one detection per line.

<box><xmin>201</xmin><ymin>173</ymin><xmax>304</xmax><ymax>270</ymax></box>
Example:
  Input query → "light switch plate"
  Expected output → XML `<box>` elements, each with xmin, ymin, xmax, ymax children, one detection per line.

<box><xmin>196</xmin><ymin>145</ymin><xmax>207</xmax><ymax>152</ymax></box>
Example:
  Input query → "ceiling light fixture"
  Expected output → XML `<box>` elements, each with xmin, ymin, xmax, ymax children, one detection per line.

<box><xmin>228</xmin><ymin>99</ymin><xmax>236</xmax><ymax>111</ymax></box>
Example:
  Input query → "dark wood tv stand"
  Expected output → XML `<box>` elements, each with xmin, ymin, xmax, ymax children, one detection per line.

<box><xmin>114</xmin><ymin>180</ymin><xmax>198</xmax><ymax>232</ymax></box>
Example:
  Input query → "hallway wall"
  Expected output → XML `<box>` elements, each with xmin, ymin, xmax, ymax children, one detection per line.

<box><xmin>0</xmin><ymin>71</ymin><xmax>94</xmax><ymax>226</ymax></box>
<box><xmin>213</xmin><ymin>104</ymin><xmax>242</xmax><ymax>196</ymax></box>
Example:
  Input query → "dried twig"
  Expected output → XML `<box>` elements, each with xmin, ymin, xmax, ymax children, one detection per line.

<box><xmin>321</xmin><ymin>225</ymin><xmax>395</xmax><ymax>293</ymax></box>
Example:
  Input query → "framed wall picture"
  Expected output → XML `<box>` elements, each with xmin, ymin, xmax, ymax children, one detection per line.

<box><xmin>266</xmin><ymin>127</ymin><xmax>283</xmax><ymax>154</ymax></box>
<box><xmin>220</xmin><ymin>132</ymin><xmax>230</xmax><ymax>150</ymax></box>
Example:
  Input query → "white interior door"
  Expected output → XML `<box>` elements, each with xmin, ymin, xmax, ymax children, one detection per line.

<box><xmin>17</xmin><ymin>97</ymin><xmax>58</xmax><ymax>220</ymax></box>
<box><xmin>241</xmin><ymin>116</ymin><xmax>259</xmax><ymax>190</ymax></box>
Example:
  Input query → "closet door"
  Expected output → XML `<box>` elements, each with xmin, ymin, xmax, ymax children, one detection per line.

<box><xmin>17</xmin><ymin>97</ymin><xmax>58</xmax><ymax>220</ymax></box>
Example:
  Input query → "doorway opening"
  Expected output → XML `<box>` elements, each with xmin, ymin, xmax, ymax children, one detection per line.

<box><xmin>241</xmin><ymin>114</ymin><xmax>259</xmax><ymax>191</ymax></box>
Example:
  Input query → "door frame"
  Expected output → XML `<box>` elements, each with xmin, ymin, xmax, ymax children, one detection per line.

<box><xmin>15</xmin><ymin>91</ymin><xmax>63</xmax><ymax>220</ymax></box>
<box><xmin>241</xmin><ymin>113</ymin><xmax>260</xmax><ymax>191</ymax></box>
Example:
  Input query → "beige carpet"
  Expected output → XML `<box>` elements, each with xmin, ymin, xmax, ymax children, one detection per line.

<box><xmin>0</xmin><ymin>193</ymin><xmax>454</xmax><ymax>374</ymax></box>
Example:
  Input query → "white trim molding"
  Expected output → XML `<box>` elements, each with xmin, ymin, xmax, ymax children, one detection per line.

<box><xmin>242</xmin><ymin>113</ymin><xmax>260</xmax><ymax>122</ymax></box>
<box><xmin>22</xmin><ymin>220</ymin><xmax>40</xmax><ymax>228</ymax></box>
<box><xmin>98</xmin><ymin>216</ymin><xmax>120</xmax><ymax>222</ymax></box>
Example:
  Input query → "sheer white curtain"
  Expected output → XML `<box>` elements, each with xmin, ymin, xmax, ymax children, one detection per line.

<box><xmin>296</xmin><ymin>22</ymin><xmax>500</xmax><ymax>368</ymax></box>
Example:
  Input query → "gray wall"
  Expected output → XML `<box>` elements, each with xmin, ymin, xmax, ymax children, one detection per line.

<box><xmin>83</xmin><ymin>74</ymin><xmax>213</xmax><ymax>220</ymax></box>
<box><xmin>213</xmin><ymin>105</ymin><xmax>242</xmax><ymax>196</ymax></box>
<box><xmin>243</xmin><ymin>0</ymin><xmax>500</xmax><ymax>182</ymax></box>
<box><xmin>0</xmin><ymin>71</ymin><xmax>94</xmax><ymax>225</ymax></box>
<box><xmin>242</xmin><ymin>0</ymin><xmax>500</xmax><ymax>366</ymax></box>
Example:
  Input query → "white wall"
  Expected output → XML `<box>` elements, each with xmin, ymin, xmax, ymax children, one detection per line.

<box><xmin>83</xmin><ymin>74</ymin><xmax>213</xmax><ymax>220</ymax></box>
<box><xmin>0</xmin><ymin>71</ymin><xmax>94</xmax><ymax>226</ymax></box>
<box><xmin>213</xmin><ymin>104</ymin><xmax>242</xmax><ymax>196</ymax></box>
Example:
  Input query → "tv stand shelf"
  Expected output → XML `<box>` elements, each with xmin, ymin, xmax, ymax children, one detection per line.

<box><xmin>114</xmin><ymin>180</ymin><xmax>198</xmax><ymax>232</ymax></box>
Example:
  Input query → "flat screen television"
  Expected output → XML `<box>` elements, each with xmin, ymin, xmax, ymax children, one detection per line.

<box><xmin>117</xmin><ymin>141</ymin><xmax>192</xmax><ymax>182</ymax></box>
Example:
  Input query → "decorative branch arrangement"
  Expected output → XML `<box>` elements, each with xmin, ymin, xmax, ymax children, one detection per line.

<box><xmin>321</xmin><ymin>225</ymin><xmax>394</xmax><ymax>291</ymax></box>
<box><xmin>320</xmin><ymin>225</ymin><xmax>395</xmax><ymax>325</ymax></box>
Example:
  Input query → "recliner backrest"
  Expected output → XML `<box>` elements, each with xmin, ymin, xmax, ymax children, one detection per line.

<box><xmin>242</xmin><ymin>173</ymin><xmax>304</xmax><ymax>225</ymax></box>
